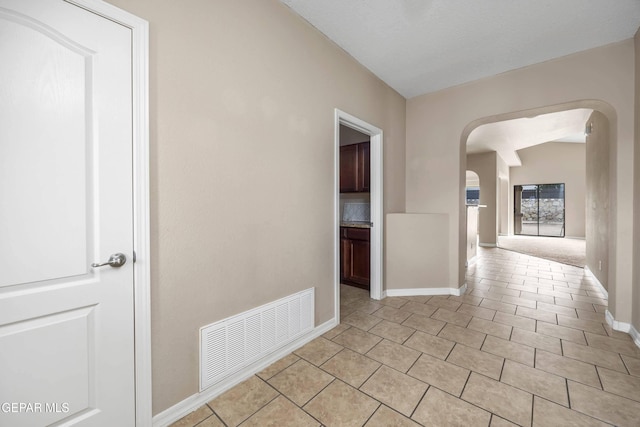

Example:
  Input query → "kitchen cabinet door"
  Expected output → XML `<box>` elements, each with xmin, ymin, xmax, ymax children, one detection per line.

<box><xmin>340</xmin><ymin>142</ymin><xmax>370</xmax><ymax>193</ymax></box>
<box><xmin>340</xmin><ymin>227</ymin><xmax>370</xmax><ymax>290</ymax></box>
<box><xmin>346</xmin><ymin>238</ymin><xmax>370</xmax><ymax>287</ymax></box>
<box><xmin>340</xmin><ymin>144</ymin><xmax>359</xmax><ymax>192</ymax></box>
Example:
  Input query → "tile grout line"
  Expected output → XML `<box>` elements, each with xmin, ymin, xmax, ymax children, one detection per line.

<box><xmin>298</xmin><ymin>377</ymin><xmax>337</xmax><ymax>413</ymax></box>
<box><xmin>237</xmin><ymin>376</ymin><xmax>281</xmax><ymax>426</ymax></box>
<box><xmin>531</xmin><ymin>393</ymin><xmax>536</xmax><ymax>427</ymax></box>
<box><xmin>359</xmin><ymin>402</ymin><xmax>382</xmax><ymax>426</ymax></box>
<box><xmin>620</xmin><ymin>355</ymin><xmax>633</xmax><ymax>376</ymax></box>
<box><xmin>458</xmin><ymin>372</ymin><xmax>528</xmax><ymax>425</ymax></box>
<box><xmin>275</xmin><ymin>391</ymin><xmax>325</xmax><ymax>426</ymax></box>
<box><xmin>195</xmin><ymin>410</ymin><xmax>227</xmax><ymax>427</ymax></box>
<box><xmin>423</xmin><ymin>382</ymin><xmax>498</xmax><ymax>425</ymax></box>
<box><xmin>565</xmin><ymin>377</ymin><xmax>572</xmax><ymax>411</ymax></box>
<box><xmin>206</xmin><ymin>404</ymin><xmax>229</xmax><ymax>427</ymax></box>
<box><xmin>497</xmin><ymin>357</ymin><xmax>506</xmax><ymax>382</ymax></box>
<box><xmin>442</xmin><ymin>333</ymin><xmax>457</xmax><ymax>360</ymax></box>
<box><xmin>357</xmin><ymin>361</ymin><xmax>384</xmax><ymax>389</ymax></box>
<box><xmin>408</xmin><ymin>385</ymin><xmax>430</xmax><ymax>420</ymax></box>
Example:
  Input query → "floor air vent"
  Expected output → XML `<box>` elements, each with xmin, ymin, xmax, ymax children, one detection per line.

<box><xmin>200</xmin><ymin>288</ymin><xmax>314</xmax><ymax>391</ymax></box>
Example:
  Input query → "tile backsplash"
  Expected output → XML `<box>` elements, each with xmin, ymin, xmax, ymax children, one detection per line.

<box><xmin>342</xmin><ymin>202</ymin><xmax>370</xmax><ymax>222</ymax></box>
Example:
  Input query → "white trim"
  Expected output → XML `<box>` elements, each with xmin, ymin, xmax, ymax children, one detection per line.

<box><xmin>605</xmin><ymin>310</ymin><xmax>625</xmax><ymax>331</ymax></box>
<box><xmin>152</xmin><ymin>319</ymin><xmax>338</xmax><ymax>427</ymax></box>
<box><xmin>584</xmin><ymin>266</ymin><xmax>608</xmax><ymax>299</ymax></box>
<box><xmin>605</xmin><ymin>310</ymin><xmax>640</xmax><ymax>349</ymax></box>
<box><xmin>67</xmin><ymin>1</ymin><xmax>151</xmax><ymax>425</ymax></box>
<box><xmin>199</xmin><ymin>288</ymin><xmax>314</xmax><ymax>391</ymax></box>
<box><xmin>386</xmin><ymin>283</ymin><xmax>468</xmax><ymax>298</ymax></box>
<box><xmin>334</xmin><ymin>109</ymin><xmax>384</xmax><ymax>318</ymax></box>
<box><xmin>478</xmin><ymin>243</ymin><xmax>497</xmax><ymax>248</ymax></box>
<box><xmin>631</xmin><ymin>325</ymin><xmax>640</xmax><ymax>349</ymax></box>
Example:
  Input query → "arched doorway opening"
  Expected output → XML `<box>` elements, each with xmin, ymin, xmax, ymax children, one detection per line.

<box><xmin>461</xmin><ymin>101</ymin><xmax>615</xmax><ymax>295</ymax></box>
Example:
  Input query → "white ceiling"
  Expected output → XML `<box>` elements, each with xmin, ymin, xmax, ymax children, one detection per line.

<box><xmin>467</xmin><ymin>108</ymin><xmax>593</xmax><ymax>166</ymax></box>
<box><xmin>281</xmin><ymin>2</ymin><xmax>628</xmax><ymax>164</ymax></box>
<box><xmin>281</xmin><ymin>0</ymin><xmax>640</xmax><ymax>98</ymax></box>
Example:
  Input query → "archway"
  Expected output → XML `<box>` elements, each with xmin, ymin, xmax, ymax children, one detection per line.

<box><xmin>460</xmin><ymin>100</ymin><xmax>616</xmax><ymax>306</ymax></box>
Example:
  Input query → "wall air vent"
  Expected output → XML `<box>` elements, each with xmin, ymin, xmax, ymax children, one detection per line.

<box><xmin>200</xmin><ymin>288</ymin><xmax>314</xmax><ymax>391</ymax></box>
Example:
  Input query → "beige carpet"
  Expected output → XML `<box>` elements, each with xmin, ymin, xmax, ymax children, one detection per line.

<box><xmin>497</xmin><ymin>235</ymin><xmax>586</xmax><ymax>267</ymax></box>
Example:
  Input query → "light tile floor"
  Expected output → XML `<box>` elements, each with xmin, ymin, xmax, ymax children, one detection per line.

<box><xmin>170</xmin><ymin>247</ymin><xmax>640</xmax><ymax>427</ymax></box>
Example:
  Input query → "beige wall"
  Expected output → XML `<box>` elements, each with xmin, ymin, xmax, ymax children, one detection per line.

<box><xmin>106</xmin><ymin>0</ymin><xmax>406</xmax><ymax>414</ymax></box>
<box><xmin>510</xmin><ymin>142</ymin><xmax>586</xmax><ymax>239</ymax></box>
<box><xmin>497</xmin><ymin>155</ymin><xmax>510</xmax><ymax>235</ymax></box>
<box><xmin>406</xmin><ymin>40</ymin><xmax>635</xmax><ymax>324</ymax></box>
<box><xmin>386</xmin><ymin>214</ymin><xmax>449</xmax><ymax>289</ymax></box>
<box><xmin>466</xmin><ymin>152</ymin><xmax>497</xmax><ymax>246</ymax></box>
<box><xmin>585</xmin><ymin>112</ymin><xmax>610</xmax><ymax>289</ymax></box>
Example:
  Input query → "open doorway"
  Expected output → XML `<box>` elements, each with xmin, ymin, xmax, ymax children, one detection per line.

<box><xmin>334</xmin><ymin>110</ymin><xmax>384</xmax><ymax>320</ymax></box>
<box><xmin>339</xmin><ymin>125</ymin><xmax>371</xmax><ymax>291</ymax></box>
<box><xmin>464</xmin><ymin>106</ymin><xmax>609</xmax><ymax>278</ymax></box>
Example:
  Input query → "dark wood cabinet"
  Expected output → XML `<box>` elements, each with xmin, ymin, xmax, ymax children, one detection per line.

<box><xmin>360</xmin><ymin>141</ymin><xmax>370</xmax><ymax>192</ymax></box>
<box><xmin>340</xmin><ymin>227</ymin><xmax>370</xmax><ymax>290</ymax></box>
<box><xmin>340</xmin><ymin>142</ymin><xmax>370</xmax><ymax>193</ymax></box>
<box><xmin>339</xmin><ymin>144</ymin><xmax>359</xmax><ymax>192</ymax></box>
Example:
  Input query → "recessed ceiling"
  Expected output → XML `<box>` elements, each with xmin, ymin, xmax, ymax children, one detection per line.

<box><xmin>466</xmin><ymin>108</ymin><xmax>593</xmax><ymax>166</ymax></box>
<box><xmin>281</xmin><ymin>0</ymin><xmax>640</xmax><ymax>98</ymax></box>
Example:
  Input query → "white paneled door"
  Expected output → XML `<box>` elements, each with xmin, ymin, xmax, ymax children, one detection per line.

<box><xmin>0</xmin><ymin>1</ymin><xmax>136</xmax><ymax>425</ymax></box>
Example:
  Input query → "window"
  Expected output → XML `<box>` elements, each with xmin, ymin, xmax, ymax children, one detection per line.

<box><xmin>466</xmin><ymin>186</ymin><xmax>480</xmax><ymax>206</ymax></box>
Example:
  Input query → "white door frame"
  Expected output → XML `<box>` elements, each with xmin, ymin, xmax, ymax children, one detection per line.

<box><xmin>66</xmin><ymin>1</ymin><xmax>151</xmax><ymax>425</ymax></box>
<box><xmin>334</xmin><ymin>109</ymin><xmax>384</xmax><ymax>315</ymax></box>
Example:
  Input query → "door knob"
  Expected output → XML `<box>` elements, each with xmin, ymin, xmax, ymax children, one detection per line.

<box><xmin>91</xmin><ymin>253</ymin><xmax>127</xmax><ymax>268</ymax></box>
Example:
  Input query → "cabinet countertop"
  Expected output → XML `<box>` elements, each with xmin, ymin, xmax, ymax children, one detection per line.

<box><xmin>341</xmin><ymin>222</ymin><xmax>371</xmax><ymax>229</ymax></box>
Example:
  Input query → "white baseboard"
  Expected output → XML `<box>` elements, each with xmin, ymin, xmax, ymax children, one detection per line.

<box><xmin>629</xmin><ymin>325</ymin><xmax>640</xmax><ymax>347</ymax></box>
<box><xmin>564</xmin><ymin>236</ymin><xmax>586</xmax><ymax>240</ymax></box>
<box><xmin>631</xmin><ymin>325</ymin><xmax>640</xmax><ymax>349</ymax></box>
<box><xmin>584</xmin><ymin>266</ymin><xmax>608</xmax><ymax>299</ymax></box>
<box><xmin>453</xmin><ymin>283</ymin><xmax>468</xmax><ymax>296</ymax></box>
<box><xmin>605</xmin><ymin>310</ymin><xmax>640</xmax><ymax>349</ymax></box>
<box><xmin>478</xmin><ymin>243</ymin><xmax>497</xmax><ymax>248</ymax></box>
<box><xmin>386</xmin><ymin>283</ymin><xmax>467</xmax><ymax>298</ymax></box>
<box><xmin>152</xmin><ymin>318</ymin><xmax>338</xmax><ymax>427</ymax></box>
